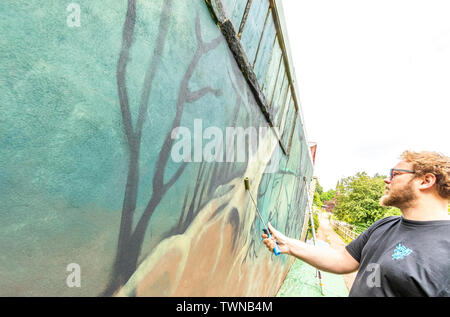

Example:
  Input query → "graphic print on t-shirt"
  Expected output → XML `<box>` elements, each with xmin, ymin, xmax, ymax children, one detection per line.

<box><xmin>392</xmin><ymin>243</ymin><xmax>413</xmax><ymax>260</ymax></box>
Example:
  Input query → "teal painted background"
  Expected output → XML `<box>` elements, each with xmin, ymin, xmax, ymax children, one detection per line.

<box><xmin>0</xmin><ymin>0</ymin><xmax>314</xmax><ymax>296</ymax></box>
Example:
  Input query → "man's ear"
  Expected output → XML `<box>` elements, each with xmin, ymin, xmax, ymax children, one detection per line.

<box><xmin>418</xmin><ymin>173</ymin><xmax>436</xmax><ymax>190</ymax></box>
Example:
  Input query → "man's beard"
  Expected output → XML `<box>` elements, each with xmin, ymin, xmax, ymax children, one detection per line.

<box><xmin>380</xmin><ymin>179</ymin><xmax>417</xmax><ymax>209</ymax></box>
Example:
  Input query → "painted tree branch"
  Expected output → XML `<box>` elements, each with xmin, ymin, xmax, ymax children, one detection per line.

<box><xmin>103</xmin><ymin>0</ymin><xmax>173</xmax><ymax>296</ymax></box>
<box><xmin>186</xmin><ymin>87</ymin><xmax>222</xmax><ymax>103</ymax></box>
<box><xmin>130</xmin><ymin>13</ymin><xmax>223</xmax><ymax>253</ymax></box>
<box><xmin>135</xmin><ymin>0</ymin><xmax>173</xmax><ymax>145</ymax></box>
<box><xmin>109</xmin><ymin>0</ymin><xmax>138</xmax><ymax>295</ymax></box>
<box><xmin>105</xmin><ymin>10</ymin><xmax>224</xmax><ymax>297</ymax></box>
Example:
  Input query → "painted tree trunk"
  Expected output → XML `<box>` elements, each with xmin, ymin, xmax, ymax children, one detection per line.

<box><xmin>0</xmin><ymin>0</ymin><xmax>314</xmax><ymax>296</ymax></box>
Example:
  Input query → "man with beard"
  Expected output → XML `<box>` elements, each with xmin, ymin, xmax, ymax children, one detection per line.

<box><xmin>262</xmin><ymin>150</ymin><xmax>449</xmax><ymax>296</ymax></box>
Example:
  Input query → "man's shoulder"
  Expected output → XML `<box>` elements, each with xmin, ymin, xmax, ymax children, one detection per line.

<box><xmin>370</xmin><ymin>215</ymin><xmax>401</xmax><ymax>228</ymax></box>
<box><xmin>345</xmin><ymin>216</ymin><xmax>401</xmax><ymax>263</ymax></box>
<box><xmin>365</xmin><ymin>216</ymin><xmax>401</xmax><ymax>234</ymax></box>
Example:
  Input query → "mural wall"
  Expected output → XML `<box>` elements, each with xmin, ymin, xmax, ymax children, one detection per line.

<box><xmin>0</xmin><ymin>0</ymin><xmax>314</xmax><ymax>296</ymax></box>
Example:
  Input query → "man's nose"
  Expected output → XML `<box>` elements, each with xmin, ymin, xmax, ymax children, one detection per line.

<box><xmin>384</xmin><ymin>177</ymin><xmax>391</xmax><ymax>184</ymax></box>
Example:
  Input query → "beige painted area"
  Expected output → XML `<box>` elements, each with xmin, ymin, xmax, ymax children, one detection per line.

<box><xmin>117</xmin><ymin>129</ymin><xmax>293</xmax><ymax>296</ymax></box>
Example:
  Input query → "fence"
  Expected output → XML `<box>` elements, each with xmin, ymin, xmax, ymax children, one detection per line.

<box><xmin>330</xmin><ymin>218</ymin><xmax>360</xmax><ymax>242</ymax></box>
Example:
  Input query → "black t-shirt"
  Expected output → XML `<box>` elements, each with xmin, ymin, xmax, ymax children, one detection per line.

<box><xmin>346</xmin><ymin>216</ymin><xmax>450</xmax><ymax>297</ymax></box>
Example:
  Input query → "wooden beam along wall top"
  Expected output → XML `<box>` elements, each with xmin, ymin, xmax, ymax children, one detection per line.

<box><xmin>205</xmin><ymin>0</ymin><xmax>304</xmax><ymax>156</ymax></box>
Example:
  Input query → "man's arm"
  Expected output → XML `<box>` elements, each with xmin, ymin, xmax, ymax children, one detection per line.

<box><xmin>262</xmin><ymin>223</ymin><xmax>359</xmax><ymax>274</ymax></box>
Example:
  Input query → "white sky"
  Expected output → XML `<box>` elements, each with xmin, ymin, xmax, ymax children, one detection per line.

<box><xmin>282</xmin><ymin>0</ymin><xmax>450</xmax><ymax>190</ymax></box>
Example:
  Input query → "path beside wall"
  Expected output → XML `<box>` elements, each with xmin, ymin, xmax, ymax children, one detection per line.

<box><xmin>316</xmin><ymin>211</ymin><xmax>357</xmax><ymax>292</ymax></box>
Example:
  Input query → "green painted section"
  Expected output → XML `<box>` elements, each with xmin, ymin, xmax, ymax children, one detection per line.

<box><xmin>221</xmin><ymin>0</ymin><xmax>248</xmax><ymax>31</ymax></box>
<box><xmin>275</xmin><ymin>74</ymin><xmax>289</xmax><ymax>125</ymax></box>
<box><xmin>262</xmin><ymin>39</ymin><xmax>282</xmax><ymax>105</ymax></box>
<box><xmin>253</xmin><ymin>9</ymin><xmax>276</xmax><ymax>86</ymax></box>
<box><xmin>275</xmin><ymin>82</ymin><xmax>290</xmax><ymax>129</ymax></box>
<box><xmin>281</xmin><ymin>104</ymin><xmax>296</xmax><ymax>146</ymax></box>
<box><xmin>277</xmin><ymin>259</ymin><xmax>349</xmax><ymax>297</ymax></box>
<box><xmin>240</xmin><ymin>0</ymin><xmax>270</xmax><ymax>64</ymax></box>
<box><xmin>269</xmin><ymin>61</ymin><xmax>286</xmax><ymax>120</ymax></box>
<box><xmin>279</xmin><ymin>98</ymin><xmax>293</xmax><ymax>137</ymax></box>
<box><xmin>0</xmin><ymin>0</ymin><xmax>314</xmax><ymax>296</ymax></box>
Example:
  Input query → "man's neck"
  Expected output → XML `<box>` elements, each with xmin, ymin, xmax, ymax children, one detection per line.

<box><xmin>400</xmin><ymin>198</ymin><xmax>450</xmax><ymax>221</ymax></box>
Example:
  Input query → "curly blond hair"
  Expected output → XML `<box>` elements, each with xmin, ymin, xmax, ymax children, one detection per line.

<box><xmin>400</xmin><ymin>150</ymin><xmax>450</xmax><ymax>199</ymax></box>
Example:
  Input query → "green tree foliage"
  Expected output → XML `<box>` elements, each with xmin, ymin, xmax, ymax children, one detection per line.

<box><xmin>315</xmin><ymin>181</ymin><xmax>324</xmax><ymax>196</ymax></box>
<box><xmin>320</xmin><ymin>189</ymin><xmax>336</xmax><ymax>203</ymax></box>
<box><xmin>312</xmin><ymin>179</ymin><xmax>323</xmax><ymax>207</ymax></box>
<box><xmin>313</xmin><ymin>191</ymin><xmax>322</xmax><ymax>207</ymax></box>
<box><xmin>334</xmin><ymin>172</ymin><xmax>401</xmax><ymax>229</ymax></box>
<box><xmin>307</xmin><ymin>210</ymin><xmax>320</xmax><ymax>238</ymax></box>
<box><xmin>313</xmin><ymin>178</ymin><xmax>335</xmax><ymax>206</ymax></box>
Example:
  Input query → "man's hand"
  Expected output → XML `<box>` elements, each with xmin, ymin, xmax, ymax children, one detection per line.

<box><xmin>261</xmin><ymin>222</ymin><xmax>290</xmax><ymax>255</ymax></box>
<box><xmin>261</xmin><ymin>222</ymin><xmax>360</xmax><ymax>274</ymax></box>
